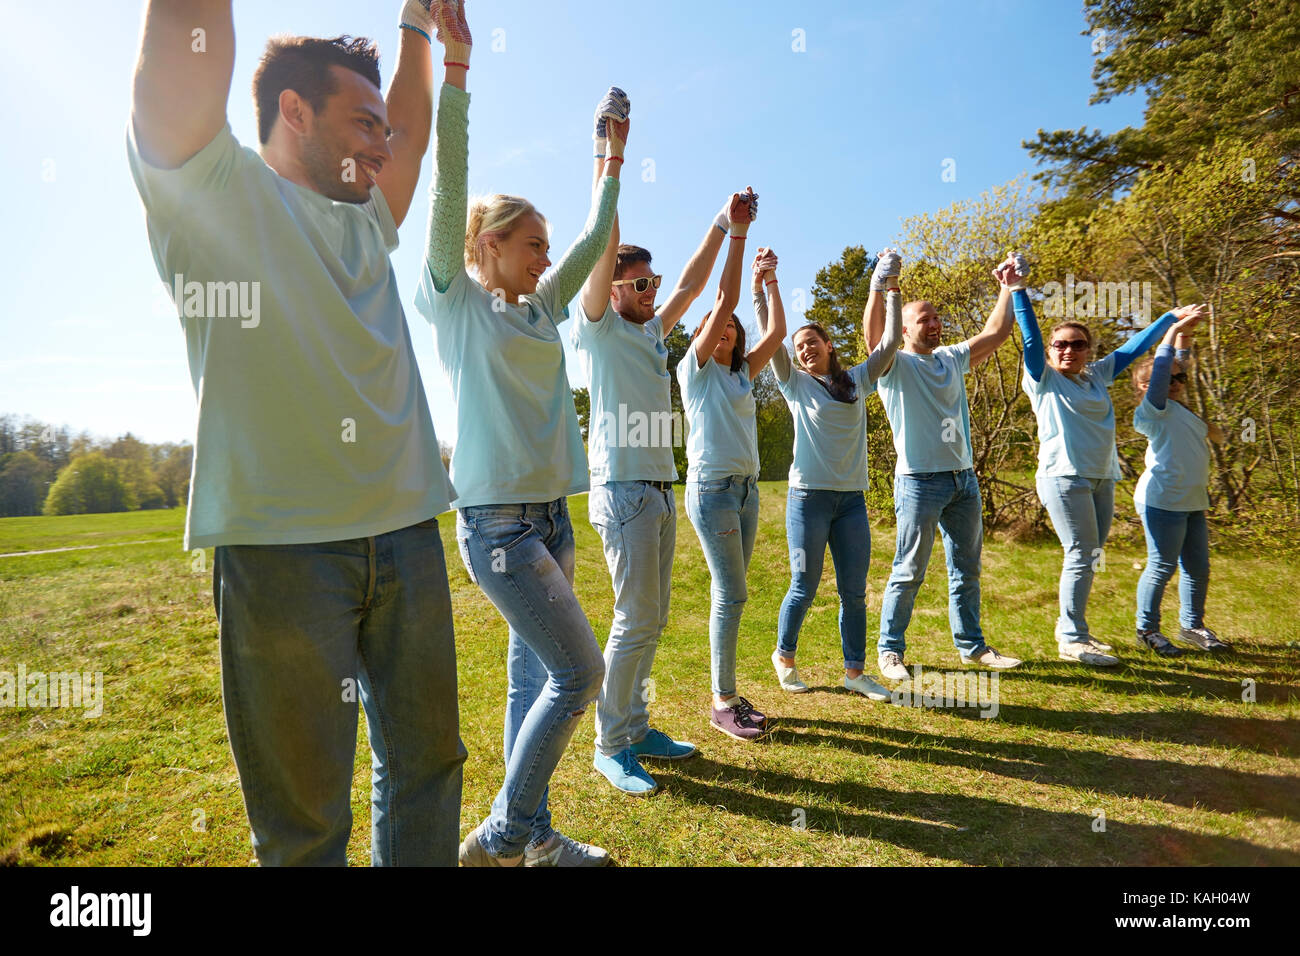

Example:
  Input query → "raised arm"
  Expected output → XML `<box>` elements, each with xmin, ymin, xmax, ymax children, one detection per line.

<box><xmin>1111</xmin><ymin>305</ymin><xmax>1195</xmax><ymax>376</ymax></box>
<box><xmin>536</xmin><ymin>116</ymin><xmax>624</xmax><ymax>311</ymax></box>
<box><xmin>750</xmin><ymin>247</ymin><xmax>788</xmax><ymax>381</ymax></box>
<box><xmin>131</xmin><ymin>0</ymin><xmax>234</xmax><ymax>169</ymax></box>
<box><xmin>1144</xmin><ymin>311</ymin><xmax>1202</xmax><ymax>409</ymax></box>
<box><xmin>657</xmin><ymin>199</ymin><xmax>732</xmax><ymax>334</ymax></box>
<box><xmin>372</xmin><ymin>6</ymin><xmax>439</xmax><ymax>228</ymax></box>
<box><xmin>692</xmin><ymin>190</ymin><xmax>755</xmax><ymax>367</ymax></box>
<box><xmin>865</xmin><ymin>291</ymin><xmax>903</xmax><ymax>382</ymax></box>
<box><xmin>580</xmin><ymin>88</ymin><xmax>631</xmax><ymax>321</ymax></box>
<box><xmin>422</xmin><ymin>0</ymin><xmax>474</xmax><ymax>292</ymax></box>
<box><xmin>864</xmin><ymin>248</ymin><xmax>902</xmax><ymax>372</ymax></box>
<box><xmin>965</xmin><ymin>258</ymin><xmax>1019</xmax><ymax>369</ymax></box>
<box><xmin>1003</xmin><ymin>254</ymin><xmax>1046</xmax><ymax>381</ymax></box>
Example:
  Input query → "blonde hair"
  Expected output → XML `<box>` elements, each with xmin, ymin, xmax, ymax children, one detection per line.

<box><xmin>465</xmin><ymin>194</ymin><xmax>546</xmax><ymax>271</ymax></box>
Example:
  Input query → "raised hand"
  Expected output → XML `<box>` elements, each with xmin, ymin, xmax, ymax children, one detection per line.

<box><xmin>605</xmin><ymin>116</ymin><xmax>630</xmax><ymax>161</ymax></box>
<box><xmin>871</xmin><ymin>247</ymin><xmax>902</xmax><ymax>291</ymax></box>
<box><xmin>728</xmin><ymin>187</ymin><xmax>758</xmax><ymax>236</ymax></box>
<box><xmin>594</xmin><ymin>86</ymin><xmax>631</xmax><ymax>147</ymax></box>
<box><xmin>432</xmin><ymin>0</ymin><xmax>472</xmax><ymax>65</ymax></box>
<box><xmin>1171</xmin><ymin>303</ymin><xmax>1208</xmax><ymax>324</ymax></box>
<box><xmin>752</xmin><ymin>247</ymin><xmax>778</xmax><ymax>285</ymax></box>
<box><xmin>400</xmin><ymin>0</ymin><xmax>437</xmax><ymax>41</ymax></box>
<box><xmin>996</xmin><ymin>251</ymin><xmax>1029</xmax><ymax>288</ymax></box>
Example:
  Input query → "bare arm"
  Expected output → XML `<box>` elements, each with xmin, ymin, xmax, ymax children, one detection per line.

<box><xmin>131</xmin><ymin>0</ymin><xmax>234</xmax><ymax>169</ymax></box>
<box><xmin>753</xmin><ymin>250</ymin><xmax>791</xmax><ymax>382</ymax></box>
<box><xmin>747</xmin><ymin>269</ymin><xmax>788</xmax><ymax>381</ymax></box>
<box><xmin>658</xmin><ymin>203</ymin><xmax>730</xmax><ymax>334</ymax></box>
<box><xmin>691</xmin><ymin>192</ymin><xmax>752</xmax><ymax>367</ymax></box>
<box><xmin>373</xmin><ymin>28</ymin><xmax>434</xmax><ymax>228</ymax></box>
<box><xmin>966</xmin><ymin>284</ymin><xmax>1015</xmax><ymax>369</ymax></box>
<box><xmin>580</xmin><ymin>98</ymin><xmax>629</xmax><ymax>321</ymax></box>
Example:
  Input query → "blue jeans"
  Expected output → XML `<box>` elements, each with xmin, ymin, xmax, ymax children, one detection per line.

<box><xmin>588</xmin><ymin>480</ymin><xmax>676</xmax><ymax>757</ymax></box>
<box><xmin>685</xmin><ymin>475</ymin><xmax>759</xmax><ymax>697</ymax></box>
<box><xmin>213</xmin><ymin>518</ymin><xmax>466</xmax><ymax>866</ymax></box>
<box><xmin>1037</xmin><ymin>475</ymin><xmax>1116</xmax><ymax>645</ymax></box>
<box><xmin>879</xmin><ymin>469</ymin><xmax>986</xmax><ymax>658</ymax></box>
<box><xmin>455</xmin><ymin>499</ymin><xmax>605</xmax><ymax>857</ymax></box>
<box><xmin>1137</xmin><ymin>505</ymin><xmax>1209</xmax><ymax>632</ymax></box>
<box><xmin>777</xmin><ymin>487</ymin><xmax>870</xmax><ymax>670</ymax></box>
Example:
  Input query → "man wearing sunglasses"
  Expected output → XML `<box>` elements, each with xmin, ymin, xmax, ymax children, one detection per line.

<box><xmin>571</xmin><ymin>172</ymin><xmax>744</xmax><ymax>794</ymax></box>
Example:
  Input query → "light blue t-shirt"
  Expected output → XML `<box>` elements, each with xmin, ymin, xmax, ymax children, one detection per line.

<box><xmin>676</xmin><ymin>351</ymin><xmax>758</xmax><ymax>481</ymax></box>
<box><xmin>1133</xmin><ymin>397</ymin><xmax>1211</xmax><ymax>512</ymax></box>
<box><xmin>416</xmin><ymin>266</ymin><xmax>588</xmax><ymax>509</ymax></box>
<box><xmin>777</xmin><ymin>359</ymin><xmax>877</xmax><ymax>491</ymax></box>
<box><xmin>126</xmin><ymin>123</ymin><xmax>455</xmax><ymax>549</ymax></box>
<box><xmin>876</xmin><ymin>342</ymin><xmax>974</xmax><ymax>474</ymax></box>
<box><xmin>570</xmin><ymin>302</ymin><xmax>677</xmax><ymax>483</ymax></box>
<box><xmin>1022</xmin><ymin>354</ymin><xmax>1121</xmax><ymax>480</ymax></box>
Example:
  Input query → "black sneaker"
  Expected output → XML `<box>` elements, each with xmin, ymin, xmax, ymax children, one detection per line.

<box><xmin>1137</xmin><ymin>629</ymin><xmax>1184</xmax><ymax>658</ymax></box>
<box><xmin>1176</xmin><ymin>626</ymin><xmax>1233</xmax><ymax>652</ymax></box>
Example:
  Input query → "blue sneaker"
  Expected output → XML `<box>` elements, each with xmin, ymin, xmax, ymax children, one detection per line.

<box><xmin>630</xmin><ymin>727</ymin><xmax>697</xmax><ymax>761</ymax></box>
<box><xmin>593</xmin><ymin>748</ymin><xmax>658</xmax><ymax>796</ymax></box>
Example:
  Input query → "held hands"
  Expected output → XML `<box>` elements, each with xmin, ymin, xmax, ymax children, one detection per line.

<box><xmin>870</xmin><ymin>247</ymin><xmax>902</xmax><ymax>291</ymax></box>
<box><xmin>728</xmin><ymin>187</ymin><xmax>758</xmax><ymax>237</ymax></box>
<box><xmin>752</xmin><ymin>248</ymin><xmax>778</xmax><ymax>288</ymax></box>
<box><xmin>1171</xmin><ymin>303</ymin><xmax>1209</xmax><ymax>333</ymax></box>
<box><xmin>995</xmin><ymin>252</ymin><xmax>1030</xmax><ymax>289</ymax></box>
<box><xmin>432</xmin><ymin>0</ymin><xmax>472</xmax><ymax>66</ymax></box>
<box><xmin>594</xmin><ymin>87</ymin><xmax>631</xmax><ymax>157</ymax></box>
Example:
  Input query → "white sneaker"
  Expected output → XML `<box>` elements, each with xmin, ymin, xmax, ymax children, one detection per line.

<box><xmin>959</xmin><ymin>645</ymin><xmax>1022</xmax><ymax>669</ymax></box>
<box><xmin>771</xmin><ymin>649</ymin><xmax>809</xmax><ymax>693</ymax></box>
<box><xmin>844</xmin><ymin>673</ymin><xmax>891</xmax><ymax>701</ymax></box>
<box><xmin>878</xmin><ymin>651</ymin><xmax>910</xmax><ymax>682</ymax></box>
<box><xmin>523</xmin><ymin>831</ymin><xmax>610</xmax><ymax>867</ymax></box>
<box><xmin>1058</xmin><ymin>641</ymin><xmax>1120</xmax><ymax>667</ymax></box>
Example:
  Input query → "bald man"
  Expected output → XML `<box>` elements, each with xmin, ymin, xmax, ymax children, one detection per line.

<box><xmin>865</xmin><ymin>259</ymin><xmax>1024</xmax><ymax>681</ymax></box>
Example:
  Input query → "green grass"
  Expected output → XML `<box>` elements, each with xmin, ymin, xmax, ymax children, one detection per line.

<box><xmin>2</xmin><ymin>487</ymin><xmax>1297</xmax><ymax>866</ymax></box>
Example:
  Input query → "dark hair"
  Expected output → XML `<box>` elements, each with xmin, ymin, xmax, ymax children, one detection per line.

<box><xmin>691</xmin><ymin>313</ymin><xmax>747</xmax><ymax>373</ymax></box>
<box><xmin>252</xmin><ymin>36</ymin><xmax>382</xmax><ymax>145</ymax></box>
<box><xmin>613</xmin><ymin>244</ymin><xmax>653</xmax><ymax>280</ymax></box>
<box><xmin>793</xmin><ymin>322</ymin><xmax>857</xmax><ymax>403</ymax></box>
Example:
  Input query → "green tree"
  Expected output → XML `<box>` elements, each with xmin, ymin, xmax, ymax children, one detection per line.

<box><xmin>43</xmin><ymin>453</ymin><xmax>136</xmax><ymax>515</ymax></box>
<box><xmin>0</xmin><ymin>451</ymin><xmax>53</xmax><ymax>517</ymax></box>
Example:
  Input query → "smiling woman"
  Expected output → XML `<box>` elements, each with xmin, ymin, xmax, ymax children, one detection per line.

<box><xmin>412</xmin><ymin>0</ymin><xmax>627</xmax><ymax>868</ymax></box>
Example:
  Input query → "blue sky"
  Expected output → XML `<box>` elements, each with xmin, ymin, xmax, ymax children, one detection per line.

<box><xmin>0</xmin><ymin>0</ymin><xmax>1143</xmax><ymax>447</ymax></box>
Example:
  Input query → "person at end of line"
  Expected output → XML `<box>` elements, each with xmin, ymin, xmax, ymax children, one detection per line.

<box><xmin>573</xmin><ymin>137</ymin><xmax>746</xmax><ymax>795</ymax></box>
<box><xmin>1011</xmin><ymin>253</ymin><xmax>1194</xmax><ymax>666</ymax></box>
<box><xmin>764</xmin><ymin>248</ymin><xmax>903</xmax><ymax>702</ymax></box>
<box><xmin>676</xmin><ymin>188</ymin><xmax>787</xmax><ymax>742</ymax></box>
<box><xmin>867</xmin><ymin>256</ymin><xmax>1027</xmax><ymax>682</ymax></box>
<box><xmin>126</xmin><ymin>0</ymin><xmax>466</xmax><ymax>865</ymax></box>
<box><xmin>415</xmin><ymin>0</ymin><xmax>623</xmax><ymax>866</ymax></box>
<box><xmin>1131</xmin><ymin>308</ymin><xmax>1232</xmax><ymax>656</ymax></box>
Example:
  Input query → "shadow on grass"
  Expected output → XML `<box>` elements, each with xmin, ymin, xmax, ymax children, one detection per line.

<box><xmin>770</xmin><ymin>717</ymin><xmax>1300</xmax><ymax>820</ymax></box>
<box><xmin>1008</xmin><ymin>663</ymin><xmax>1297</xmax><ymax>706</ymax></box>
<box><xmin>658</xmin><ymin>756</ymin><xmax>1300</xmax><ymax>866</ymax></box>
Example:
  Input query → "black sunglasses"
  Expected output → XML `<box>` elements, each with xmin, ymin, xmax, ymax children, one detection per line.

<box><xmin>1050</xmin><ymin>340</ymin><xmax>1090</xmax><ymax>352</ymax></box>
<box><xmin>612</xmin><ymin>274</ymin><xmax>663</xmax><ymax>294</ymax></box>
<box><xmin>1170</xmin><ymin>371</ymin><xmax>1188</xmax><ymax>383</ymax></box>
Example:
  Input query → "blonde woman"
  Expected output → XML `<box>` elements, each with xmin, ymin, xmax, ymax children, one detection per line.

<box><xmin>415</xmin><ymin>1</ymin><xmax>625</xmax><ymax>867</ymax></box>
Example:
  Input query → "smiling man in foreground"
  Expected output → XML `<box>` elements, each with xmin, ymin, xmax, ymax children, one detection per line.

<box><xmin>126</xmin><ymin>0</ymin><xmax>465</xmax><ymax>865</ymax></box>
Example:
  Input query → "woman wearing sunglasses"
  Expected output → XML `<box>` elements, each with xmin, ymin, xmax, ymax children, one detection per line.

<box><xmin>762</xmin><ymin>248</ymin><xmax>902</xmax><ymax>701</ymax></box>
<box><xmin>676</xmin><ymin>189</ymin><xmax>787</xmax><ymax>741</ymax></box>
<box><xmin>1010</xmin><ymin>254</ymin><xmax>1187</xmax><ymax>666</ymax></box>
<box><xmin>1130</xmin><ymin>309</ymin><xmax>1231</xmax><ymax>656</ymax></box>
<box><xmin>415</xmin><ymin>1</ymin><xmax>624</xmax><ymax>866</ymax></box>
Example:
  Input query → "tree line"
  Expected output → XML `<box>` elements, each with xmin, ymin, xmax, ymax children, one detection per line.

<box><xmin>0</xmin><ymin>416</ymin><xmax>193</xmax><ymax>517</ymax></box>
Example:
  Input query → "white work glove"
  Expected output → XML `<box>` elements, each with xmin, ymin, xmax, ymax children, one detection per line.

<box><xmin>870</xmin><ymin>247</ymin><xmax>902</xmax><ymax>291</ymax></box>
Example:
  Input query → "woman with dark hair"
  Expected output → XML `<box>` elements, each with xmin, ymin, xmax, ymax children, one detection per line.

<box><xmin>415</xmin><ymin>1</ymin><xmax>625</xmax><ymax>866</ymax></box>
<box><xmin>675</xmin><ymin>195</ymin><xmax>786</xmax><ymax>741</ymax></box>
<box><xmin>1131</xmin><ymin>309</ymin><xmax>1231</xmax><ymax>655</ymax></box>
<box><xmin>1011</xmin><ymin>251</ymin><xmax>1199</xmax><ymax>666</ymax></box>
<box><xmin>763</xmin><ymin>249</ymin><xmax>903</xmax><ymax>701</ymax></box>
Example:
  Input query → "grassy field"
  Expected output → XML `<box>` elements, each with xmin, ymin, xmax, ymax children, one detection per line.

<box><xmin>1</xmin><ymin>489</ymin><xmax>1298</xmax><ymax>866</ymax></box>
